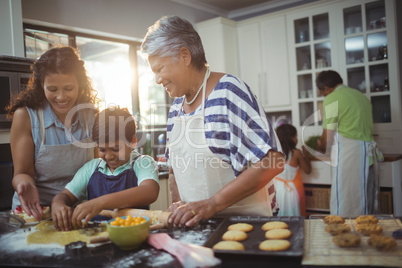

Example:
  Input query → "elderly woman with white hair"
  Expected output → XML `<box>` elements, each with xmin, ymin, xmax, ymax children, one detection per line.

<box><xmin>141</xmin><ymin>15</ymin><xmax>284</xmax><ymax>227</ymax></box>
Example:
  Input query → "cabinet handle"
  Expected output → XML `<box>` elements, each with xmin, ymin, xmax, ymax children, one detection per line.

<box><xmin>264</xmin><ymin>72</ymin><xmax>268</xmax><ymax>106</ymax></box>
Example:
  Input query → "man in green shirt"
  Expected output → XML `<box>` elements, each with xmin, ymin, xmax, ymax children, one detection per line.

<box><xmin>315</xmin><ymin>70</ymin><xmax>379</xmax><ymax>216</ymax></box>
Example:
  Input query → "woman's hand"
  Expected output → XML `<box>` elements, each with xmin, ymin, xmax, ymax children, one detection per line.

<box><xmin>166</xmin><ymin>201</ymin><xmax>186</xmax><ymax>213</ymax></box>
<box><xmin>71</xmin><ymin>200</ymin><xmax>102</xmax><ymax>229</ymax></box>
<box><xmin>168</xmin><ymin>199</ymin><xmax>217</xmax><ymax>227</ymax></box>
<box><xmin>16</xmin><ymin>181</ymin><xmax>43</xmax><ymax>222</ymax></box>
<box><xmin>52</xmin><ymin>203</ymin><xmax>73</xmax><ymax>231</ymax></box>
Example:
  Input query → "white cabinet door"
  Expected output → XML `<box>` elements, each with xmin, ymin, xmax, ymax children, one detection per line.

<box><xmin>260</xmin><ymin>16</ymin><xmax>291</xmax><ymax>109</ymax></box>
<box><xmin>237</xmin><ymin>22</ymin><xmax>262</xmax><ymax>98</ymax></box>
<box><xmin>238</xmin><ymin>16</ymin><xmax>290</xmax><ymax>110</ymax></box>
<box><xmin>197</xmin><ymin>17</ymin><xmax>239</xmax><ymax>77</ymax></box>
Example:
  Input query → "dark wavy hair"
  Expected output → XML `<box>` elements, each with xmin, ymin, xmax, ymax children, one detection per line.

<box><xmin>276</xmin><ymin>124</ymin><xmax>297</xmax><ymax>160</ymax></box>
<box><xmin>7</xmin><ymin>45</ymin><xmax>99</xmax><ymax>118</ymax></box>
<box><xmin>92</xmin><ymin>106</ymin><xmax>137</xmax><ymax>146</ymax></box>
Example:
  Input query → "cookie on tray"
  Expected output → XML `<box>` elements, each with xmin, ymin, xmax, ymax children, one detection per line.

<box><xmin>213</xmin><ymin>241</ymin><xmax>245</xmax><ymax>250</ymax></box>
<box><xmin>324</xmin><ymin>223</ymin><xmax>351</xmax><ymax>235</ymax></box>
<box><xmin>261</xmin><ymin>221</ymin><xmax>288</xmax><ymax>231</ymax></box>
<box><xmin>222</xmin><ymin>230</ymin><xmax>248</xmax><ymax>241</ymax></box>
<box><xmin>368</xmin><ymin>235</ymin><xmax>397</xmax><ymax>251</ymax></box>
<box><xmin>355</xmin><ymin>215</ymin><xmax>378</xmax><ymax>224</ymax></box>
<box><xmin>265</xmin><ymin>229</ymin><xmax>292</xmax><ymax>239</ymax></box>
<box><xmin>259</xmin><ymin>240</ymin><xmax>291</xmax><ymax>251</ymax></box>
<box><xmin>356</xmin><ymin>224</ymin><xmax>383</xmax><ymax>236</ymax></box>
<box><xmin>323</xmin><ymin>215</ymin><xmax>345</xmax><ymax>224</ymax></box>
<box><xmin>228</xmin><ymin>223</ymin><xmax>253</xmax><ymax>232</ymax></box>
<box><xmin>332</xmin><ymin>233</ymin><xmax>361</xmax><ymax>247</ymax></box>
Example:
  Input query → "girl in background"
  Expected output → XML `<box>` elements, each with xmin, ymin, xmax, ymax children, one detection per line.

<box><xmin>275</xmin><ymin>124</ymin><xmax>311</xmax><ymax>217</ymax></box>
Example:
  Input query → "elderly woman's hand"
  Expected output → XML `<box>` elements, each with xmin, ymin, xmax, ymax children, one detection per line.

<box><xmin>166</xmin><ymin>201</ymin><xmax>186</xmax><ymax>213</ymax></box>
<box><xmin>168</xmin><ymin>199</ymin><xmax>218</xmax><ymax>227</ymax></box>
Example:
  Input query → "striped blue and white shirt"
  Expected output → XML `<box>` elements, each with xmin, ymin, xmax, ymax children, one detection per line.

<box><xmin>166</xmin><ymin>74</ymin><xmax>281</xmax><ymax>177</ymax></box>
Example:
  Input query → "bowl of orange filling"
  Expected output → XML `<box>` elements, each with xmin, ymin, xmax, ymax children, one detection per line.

<box><xmin>107</xmin><ymin>215</ymin><xmax>150</xmax><ymax>250</ymax></box>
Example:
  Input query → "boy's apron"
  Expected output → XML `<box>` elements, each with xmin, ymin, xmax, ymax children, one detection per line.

<box><xmin>88</xmin><ymin>157</ymin><xmax>148</xmax><ymax>221</ymax></box>
<box><xmin>12</xmin><ymin>109</ymin><xmax>93</xmax><ymax>209</ymax></box>
<box><xmin>330</xmin><ymin>133</ymin><xmax>381</xmax><ymax>215</ymax></box>
<box><xmin>169</xmin><ymin>68</ymin><xmax>272</xmax><ymax>216</ymax></box>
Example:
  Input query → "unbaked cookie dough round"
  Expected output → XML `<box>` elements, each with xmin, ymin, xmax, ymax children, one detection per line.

<box><xmin>213</xmin><ymin>241</ymin><xmax>245</xmax><ymax>250</ymax></box>
<box><xmin>222</xmin><ymin>230</ymin><xmax>248</xmax><ymax>241</ymax></box>
<box><xmin>228</xmin><ymin>223</ymin><xmax>253</xmax><ymax>232</ymax></box>
<box><xmin>261</xmin><ymin>221</ymin><xmax>288</xmax><ymax>231</ymax></box>
<box><xmin>259</xmin><ymin>239</ymin><xmax>291</xmax><ymax>251</ymax></box>
<box><xmin>265</xmin><ymin>228</ymin><xmax>292</xmax><ymax>239</ymax></box>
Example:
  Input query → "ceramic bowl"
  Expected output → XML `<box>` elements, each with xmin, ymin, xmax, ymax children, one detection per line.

<box><xmin>107</xmin><ymin>216</ymin><xmax>150</xmax><ymax>250</ymax></box>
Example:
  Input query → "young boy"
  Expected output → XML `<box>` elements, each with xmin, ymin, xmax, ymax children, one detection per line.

<box><xmin>51</xmin><ymin>106</ymin><xmax>159</xmax><ymax>231</ymax></box>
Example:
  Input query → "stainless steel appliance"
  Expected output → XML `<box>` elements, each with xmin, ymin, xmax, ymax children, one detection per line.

<box><xmin>0</xmin><ymin>55</ymin><xmax>34</xmax><ymax>129</ymax></box>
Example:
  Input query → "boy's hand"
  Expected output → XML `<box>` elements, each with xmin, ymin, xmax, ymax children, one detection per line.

<box><xmin>71</xmin><ymin>200</ymin><xmax>102</xmax><ymax>230</ymax></box>
<box><xmin>52</xmin><ymin>203</ymin><xmax>73</xmax><ymax>231</ymax></box>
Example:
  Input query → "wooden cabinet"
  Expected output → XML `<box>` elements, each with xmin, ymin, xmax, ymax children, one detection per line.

<box><xmin>237</xmin><ymin>16</ymin><xmax>291</xmax><ymax>111</ymax></box>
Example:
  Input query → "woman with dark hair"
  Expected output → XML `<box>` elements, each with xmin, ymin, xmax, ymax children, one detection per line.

<box><xmin>275</xmin><ymin>124</ymin><xmax>311</xmax><ymax>216</ymax></box>
<box><xmin>141</xmin><ymin>16</ymin><xmax>284</xmax><ymax>227</ymax></box>
<box><xmin>7</xmin><ymin>45</ymin><xmax>99</xmax><ymax>221</ymax></box>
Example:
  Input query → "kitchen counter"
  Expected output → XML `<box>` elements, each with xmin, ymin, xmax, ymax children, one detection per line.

<box><xmin>0</xmin><ymin>216</ymin><xmax>401</xmax><ymax>268</ymax></box>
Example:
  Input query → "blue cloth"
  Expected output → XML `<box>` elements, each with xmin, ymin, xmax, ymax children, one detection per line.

<box><xmin>88</xmin><ymin>159</ymin><xmax>149</xmax><ymax>221</ymax></box>
<box><xmin>27</xmin><ymin>101</ymin><xmax>95</xmax><ymax>159</ymax></box>
<box><xmin>65</xmin><ymin>151</ymin><xmax>159</xmax><ymax>201</ymax></box>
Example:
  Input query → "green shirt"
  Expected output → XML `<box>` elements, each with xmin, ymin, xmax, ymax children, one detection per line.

<box><xmin>65</xmin><ymin>151</ymin><xmax>159</xmax><ymax>200</ymax></box>
<box><xmin>322</xmin><ymin>85</ymin><xmax>373</xmax><ymax>142</ymax></box>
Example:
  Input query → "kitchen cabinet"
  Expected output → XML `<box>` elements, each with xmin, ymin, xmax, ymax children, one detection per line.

<box><xmin>286</xmin><ymin>4</ymin><xmax>338</xmax><ymax>139</ymax></box>
<box><xmin>378</xmin><ymin>155</ymin><xmax>402</xmax><ymax>216</ymax></box>
<box><xmin>196</xmin><ymin>17</ymin><xmax>239</xmax><ymax>78</ymax></box>
<box><xmin>0</xmin><ymin>0</ymin><xmax>24</xmax><ymax>56</ymax></box>
<box><xmin>286</xmin><ymin>0</ymin><xmax>402</xmax><ymax>153</ymax></box>
<box><xmin>302</xmin><ymin>156</ymin><xmax>402</xmax><ymax>216</ymax></box>
<box><xmin>150</xmin><ymin>175</ymin><xmax>172</xmax><ymax>211</ymax></box>
<box><xmin>237</xmin><ymin>15</ymin><xmax>291</xmax><ymax>112</ymax></box>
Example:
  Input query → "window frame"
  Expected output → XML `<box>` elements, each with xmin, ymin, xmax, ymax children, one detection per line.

<box><xmin>23</xmin><ymin>23</ymin><xmax>142</xmax><ymax>118</ymax></box>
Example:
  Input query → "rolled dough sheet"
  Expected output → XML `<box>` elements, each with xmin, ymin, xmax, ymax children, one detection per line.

<box><xmin>27</xmin><ymin>220</ymin><xmax>107</xmax><ymax>246</ymax></box>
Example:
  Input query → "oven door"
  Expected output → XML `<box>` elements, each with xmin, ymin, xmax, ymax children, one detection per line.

<box><xmin>0</xmin><ymin>71</ymin><xmax>19</xmax><ymax>124</ymax></box>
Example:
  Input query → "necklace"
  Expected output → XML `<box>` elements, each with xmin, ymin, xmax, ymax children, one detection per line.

<box><xmin>184</xmin><ymin>83</ymin><xmax>203</xmax><ymax>105</ymax></box>
<box><xmin>184</xmin><ymin>67</ymin><xmax>210</xmax><ymax>105</ymax></box>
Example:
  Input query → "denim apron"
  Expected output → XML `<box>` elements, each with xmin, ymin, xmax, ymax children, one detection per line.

<box><xmin>88</xmin><ymin>157</ymin><xmax>149</xmax><ymax>221</ymax></box>
<box><xmin>12</xmin><ymin>108</ymin><xmax>93</xmax><ymax>209</ymax></box>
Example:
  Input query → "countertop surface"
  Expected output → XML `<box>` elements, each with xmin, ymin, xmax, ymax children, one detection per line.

<box><xmin>1</xmin><ymin>216</ymin><xmax>401</xmax><ymax>268</ymax></box>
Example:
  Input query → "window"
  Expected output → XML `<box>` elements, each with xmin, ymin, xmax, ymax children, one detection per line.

<box><xmin>23</xmin><ymin>24</ymin><xmax>169</xmax><ymax>128</ymax></box>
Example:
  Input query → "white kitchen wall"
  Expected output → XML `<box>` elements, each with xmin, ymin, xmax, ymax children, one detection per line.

<box><xmin>21</xmin><ymin>0</ymin><xmax>217</xmax><ymax>41</ymax></box>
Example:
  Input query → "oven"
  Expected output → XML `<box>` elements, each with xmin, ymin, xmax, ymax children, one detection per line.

<box><xmin>0</xmin><ymin>55</ymin><xmax>34</xmax><ymax>129</ymax></box>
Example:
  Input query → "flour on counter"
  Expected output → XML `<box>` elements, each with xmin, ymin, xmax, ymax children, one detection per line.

<box><xmin>0</xmin><ymin>228</ymin><xmax>64</xmax><ymax>256</ymax></box>
<box><xmin>106</xmin><ymin>248</ymin><xmax>175</xmax><ymax>268</ymax></box>
<box><xmin>178</xmin><ymin>229</ymin><xmax>213</xmax><ymax>245</ymax></box>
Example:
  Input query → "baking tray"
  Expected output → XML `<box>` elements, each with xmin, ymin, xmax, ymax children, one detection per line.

<box><xmin>307</xmin><ymin>214</ymin><xmax>402</xmax><ymax>257</ymax></box>
<box><xmin>203</xmin><ymin>215</ymin><xmax>304</xmax><ymax>256</ymax></box>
